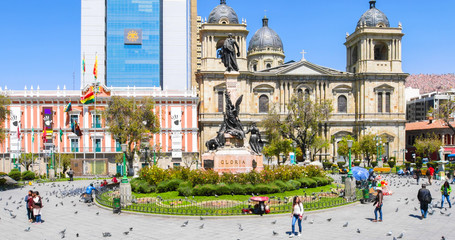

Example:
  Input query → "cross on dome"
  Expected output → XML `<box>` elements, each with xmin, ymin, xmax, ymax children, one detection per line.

<box><xmin>300</xmin><ymin>50</ymin><xmax>307</xmax><ymax>61</ymax></box>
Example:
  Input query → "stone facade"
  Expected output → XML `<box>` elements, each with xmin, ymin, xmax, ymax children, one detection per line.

<box><xmin>198</xmin><ymin>1</ymin><xmax>407</xmax><ymax>164</ymax></box>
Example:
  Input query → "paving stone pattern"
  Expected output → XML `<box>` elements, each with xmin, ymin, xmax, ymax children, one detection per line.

<box><xmin>0</xmin><ymin>176</ymin><xmax>454</xmax><ymax>240</ymax></box>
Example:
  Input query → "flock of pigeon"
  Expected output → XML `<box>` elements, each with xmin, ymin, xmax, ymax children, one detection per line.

<box><xmin>0</xmin><ymin>175</ymin><xmax>453</xmax><ymax>239</ymax></box>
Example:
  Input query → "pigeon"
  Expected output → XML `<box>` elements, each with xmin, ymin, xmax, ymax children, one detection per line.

<box><xmin>327</xmin><ymin>218</ymin><xmax>332</xmax><ymax>222</ymax></box>
<box><xmin>343</xmin><ymin>222</ymin><xmax>348</xmax><ymax>227</ymax></box>
<box><xmin>395</xmin><ymin>207</ymin><xmax>399</xmax><ymax>212</ymax></box>
<box><xmin>386</xmin><ymin>231</ymin><xmax>393</xmax><ymax>236</ymax></box>
<box><xmin>309</xmin><ymin>219</ymin><xmax>314</xmax><ymax>224</ymax></box>
<box><xmin>11</xmin><ymin>214</ymin><xmax>16</xmax><ymax>219</ymax></box>
<box><xmin>398</xmin><ymin>232</ymin><xmax>404</xmax><ymax>238</ymax></box>
<box><xmin>200</xmin><ymin>216</ymin><xmax>204</xmax><ymax>221</ymax></box>
<box><xmin>59</xmin><ymin>229</ymin><xmax>67</xmax><ymax>235</ymax></box>
<box><xmin>356</xmin><ymin>228</ymin><xmax>361</xmax><ymax>233</ymax></box>
<box><xmin>129</xmin><ymin>227</ymin><xmax>133</xmax><ymax>231</ymax></box>
<box><xmin>238</xmin><ymin>224</ymin><xmax>244</xmax><ymax>231</ymax></box>
<box><xmin>414</xmin><ymin>207</ymin><xmax>418</xmax><ymax>211</ymax></box>
<box><xmin>24</xmin><ymin>227</ymin><xmax>31</xmax><ymax>232</ymax></box>
<box><xmin>199</xmin><ymin>224</ymin><xmax>204</xmax><ymax>229</ymax></box>
<box><xmin>446</xmin><ymin>213</ymin><xmax>452</xmax><ymax>217</ymax></box>
<box><xmin>102</xmin><ymin>232</ymin><xmax>112</xmax><ymax>237</ymax></box>
<box><xmin>123</xmin><ymin>231</ymin><xmax>129</xmax><ymax>235</ymax></box>
<box><xmin>181</xmin><ymin>220</ymin><xmax>189</xmax><ymax>227</ymax></box>
<box><xmin>442</xmin><ymin>236</ymin><xmax>445</xmax><ymax>240</ymax></box>
<box><xmin>74</xmin><ymin>211</ymin><xmax>78</xmax><ymax>214</ymax></box>
<box><xmin>73</xmin><ymin>204</ymin><xmax>76</xmax><ymax>207</ymax></box>
<box><xmin>303</xmin><ymin>216</ymin><xmax>308</xmax><ymax>221</ymax></box>
<box><xmin>441</xmin><ymin>211</ymin><xmax>445</xmax><ymax>215</ymax></box>
<box><xmin>76</xmin><ymin>233</ymin><xmax>79</xmax><ymax>237</ymax></box>
<box><xmin>96</xmin><ymin>212</ymin><xmax>99</xmax><ymax>215</ymax></box>
<box><xmin>273</xmin><ymin>230</ymin><xmax>278</xmax><ymax>236</ymax></box>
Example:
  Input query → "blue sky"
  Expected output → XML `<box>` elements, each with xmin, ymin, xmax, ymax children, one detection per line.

<box><xmin>0</xmin><ymin>0</ymin><xmax>454</xmax><ymax>90</ymax></box>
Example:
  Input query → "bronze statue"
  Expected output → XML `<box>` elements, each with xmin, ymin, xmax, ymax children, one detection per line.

<box><xmin>246</xmin><ymin>123</ymin><xmax>263</xmax><ymax>155</ymax></box>
<box><xmin>219</xmin><ymin>33</ymin><xmax>240</xmax><ymax>72</ymax></box>
<box><xmin>224</xmin><ymin>92</ymin><xmax>245</xmax><ymax>139</ymax></box>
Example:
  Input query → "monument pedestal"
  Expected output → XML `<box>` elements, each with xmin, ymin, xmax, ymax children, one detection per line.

<box><xmin>225</xmin><ymin>71</ymin><xmax>240</xmax><ymax>100</ymax></box>
<box><xmin>344</xmin><ymin>177</ymin><xmax>357</xmax><ymax>201</ymax></box>
<box><xmin>48</xmin><ymin>169</ymin><xmax>55</xmax><ymax>180</ymax></box>
<box><xmin>119</xmin><ymin>182</ymin><xmax>132</xmax><ymax>207</ymax></box>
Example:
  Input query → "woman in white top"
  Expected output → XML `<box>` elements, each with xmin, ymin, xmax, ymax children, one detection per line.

<box><xmin>290</xmin><ymin>196</ymin><xmax>303</xmax><ymax>237</ymax></box>
<box><xmin>32</xmin><ymin>191</ymin><xmax>43</xmax><ymax>223</ymax></box>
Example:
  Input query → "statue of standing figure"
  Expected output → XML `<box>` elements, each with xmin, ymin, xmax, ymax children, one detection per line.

<box><xmin>219</xmin><ymin>33</ymin><xmax>240</xmax><ymax>72</ymax></box>
<box><xmin>246</xmin><ymin>123</ymin><xmax>263</xmax><ymax>155</ymax></box>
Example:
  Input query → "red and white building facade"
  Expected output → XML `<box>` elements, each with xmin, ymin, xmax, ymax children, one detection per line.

<box><xmin>0</xmin><ymin>85</ymin><xmax>199</xmax><ymax>176</ymax></box>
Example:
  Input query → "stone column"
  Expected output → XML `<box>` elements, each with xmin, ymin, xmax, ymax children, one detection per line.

<box><xmin>225</xmin><ymin>71</ymin><xmax>240</xmax><ymax>102</ymax></box>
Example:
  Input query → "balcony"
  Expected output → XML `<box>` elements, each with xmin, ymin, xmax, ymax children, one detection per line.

<box><xmin>92</xmin><ymin>122</ymin><xmax>102</xmax><ymax>128</ymax></box>
<box><xmin>71</xmin><ymin>147</ymin><xmax>79</xmax><ymax>153</ymax></box>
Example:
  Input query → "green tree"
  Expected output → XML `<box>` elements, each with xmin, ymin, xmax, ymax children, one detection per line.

<box><xmin>262</xmin><ymin>138</ymin><xmax>294</xmax><ymax>165</ymax></box>
<box><xmin>55</xmin><ymin>154</ymin><xmax>73</xmax><ymax>174</ymax></box>
<box><xmin>337</xmin><ymin>135</ymin><xmax>360</xmax><ymax>161</ymax></box>
<box><xmin>262</xmin><ymin>96</ymin><xmax>332</xmax><ymax>162</ymax></box>
<box><xmin>0</xmin><ymin>95</ymin><xmax>10</xmax><ymax>144</ymax></box>
<box><xmin>414</xmin><ymin>134</ymin><xmax>442</xmax><ymax>161</ymax></box>
<box><xmin>310</xmin><ymin>136</ymin><xmax>330</xmax><ymax>161</ymax></box>
<box><xmin>19</xmin><ymin>153</ymin><xmax>37</xmax><ymax>171</ymax></box>
<box><xmin>104</xmin><ymin>97</ymin><xmax>160</xmax><ymax>173</ymax></box>
<box><xmin>359</xmin><ymin>134</ymin><xmax>379</xmax><ymax>167</ymax></box>
<box><xmin>432</xmin><ymin>101</ymin><xmax>455</xmax><ymax>134</ymax></box>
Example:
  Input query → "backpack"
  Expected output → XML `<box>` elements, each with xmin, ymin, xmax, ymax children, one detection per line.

<box><xmin>424</xmin><ymin>192</ymin><xmax>432</xmax><ymax>203</ymax></box>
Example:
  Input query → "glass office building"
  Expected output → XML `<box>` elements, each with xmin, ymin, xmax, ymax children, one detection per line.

<box><xmin>106</xmin><ymin>0</ymin><xmax>162</xmax><ymax>88</ymax></box>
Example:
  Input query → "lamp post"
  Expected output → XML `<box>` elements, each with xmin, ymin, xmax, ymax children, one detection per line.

<box><xmin>152</xmin><ymin>145</ymin><xmax>156</xmax><ymax>166</ymax></box>
<box><xmin>401</xmin><ymin>148</ymin><xmax>408</xmax><ymax>165</ymax></box>
<box><xmin>121</xmin><ymin>144</ymin><xmax>128</xmax><ymax>183</ymax></box>
<box><xmin>347</xmin><ymin>140</ymin><xmax>353</xmax><ymax>178</ymax></box>
<box><xmin>292</xmin><ymin>142</ymin><xmax>297</xmax><ymax>165</ymax></box>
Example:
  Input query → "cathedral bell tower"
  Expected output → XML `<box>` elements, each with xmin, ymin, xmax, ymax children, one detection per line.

<box><xmin>200</xmin><ymin>0</ymin><xmax>249</xmax><ymax>72</ymax></box>
<box><xmin>345</xmin><ymin>0</ymin><xmax>404</xmax><ymax>73</ymax></box>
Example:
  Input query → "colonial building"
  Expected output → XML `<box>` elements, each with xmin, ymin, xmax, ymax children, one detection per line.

<box><xmin>198</xmin><ymin>0</ymin><xmax>407</xmax><ymax>163</ymax></box>
<box><xmin>0</xmin><ymin>86</ymin><xmax>199</xmax><ymax>176</ymax></box>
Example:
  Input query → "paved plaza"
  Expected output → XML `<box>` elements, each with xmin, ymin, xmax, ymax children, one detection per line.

<box><xmin>0</xmin><ymin>176</ymin><xmax>453</xmax><ymax>240</ymax></box>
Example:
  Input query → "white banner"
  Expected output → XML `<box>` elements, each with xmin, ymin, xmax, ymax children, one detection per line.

<box><xmin>171</xmin><ymin>133</ymin><xmax>182</xmax><ymax>150</ymax></box>
<box><xmin>10</xmin><ymin>107</ymin><xmax>21</xmax><ymax>159</ymax></box>
<box><xmin>171</xmin><ymin>107</ymin><xmax>182</xmax><ymax>131</ymax></box>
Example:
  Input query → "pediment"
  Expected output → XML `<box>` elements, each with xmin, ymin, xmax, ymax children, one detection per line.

<box><xmin>280</xmin><ymin>63</ymin><xmax>325</xmax><ymax>75</ymax></box>
<box><xmin>253</xmin><ymin>84</ymin><xmax>274</xmax><ymax>93</ymax></box>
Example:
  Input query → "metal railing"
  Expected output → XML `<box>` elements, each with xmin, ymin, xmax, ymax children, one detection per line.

<box><xmin>96</xmin><ymin>187</ymin><xmax>361</xmax><ymax>216</ymax></box>
<box><xmin>62</xmin><ymin>147</ymin><xmax>122</xmax><ymax>153</ymax></box>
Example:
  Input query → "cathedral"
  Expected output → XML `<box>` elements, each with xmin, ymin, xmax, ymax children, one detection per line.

<box><xmin>197</xmin><ymin>0</ymin><xmax>407</xmax><ymax>163</ymax></box>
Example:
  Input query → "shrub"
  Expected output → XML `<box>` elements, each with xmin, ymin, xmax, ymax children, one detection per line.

<box><xmin>131</xmin><ymin>178</ymin><xmax>155</xmax><ymax>193</ymax></box>
<box><xmin>274</xmin><ymin>180</ymin><xmax>288</xmax><ymax>192</ymax></box>
<box><xmin>198</xmin><ymin>184</ymin><xmax>217</xmax><ymax>196</ymax></box>
<box><xmin>254</xmin><ymin>184</ymin><xmax>280</xmax><ymax>194</ymax></box>
<box><xmin>322</xmin><ymin>161</ymin><xmax>332</xmax><ymax>170</ymax></box>
<box><xmin>177</xmin><ymin>184</ymin><xmax>193</xmax><ymax>196</ymax></box>
<box><xmin>220</xmin><ymin>172</ymin><xmax>236</xmax><ymax>185</ymax></box>
<box><xmin>288</xmin><ymin>180</ymin><xmax>301</xmax><ymax>190</ymax></box>
<box><xmin>244</xmin><ymin>184</ymin><xmax>255</xmax><ymax>194</ymax></box>
<box><xmin>337</xmin><ymin>162</ymin><xmax>346</xmax><ymax>168</ymax></box>
<box><xmin>371</xmin><ymin>161</ymin><xmax>378</xmax><ymax>168</ymax></box>
<box><xmin>415</xmin><ymin>159</ymin><xmax>423</xmax><ymax>168</ymax></box>
<box><xmin>246</xmin><ymin>170</ymin><xmax>262</xmax><ymax>185</ymax></box>
<box><xmin>388</xmin><ymin>160</ymin><xmax>396</xmax><ymax>168</ymax></box>
<box><xmin>215</xmin><ymin>183</ymin><xmax>231</xmax><ymax>195</ymax></box>
<box><xmin>8</xmin><ymin>169</ymin><xmax>21</xmax><ymax>181</ymax></box>
<box><xmin>304</xmin><ymin>178</ymin><xmax>317</xmax><ymax>188</ymax></box>
<box><xmin>157</xmin><ymin>179</ymin><xmax>183</xmax><ymax>193</ymax></box>
<box><xmin>0</xmin><ymin>178</ymin><xmax>6</xmax><ymax>185</ymax></box>
<box><xmin>285</xmin><ymin>181</ymin><xmax>296</xmax><ymax>191</ymax></box>
<box><xmin>229</xmin><ymin>183</ymin><xmax>246</xmax><ymax>195</ymax></box>
<box><xmin>312</xmin><ymin>177</ymin><xmax>329</xmax><ymax>186</ymax></box>
<box><xmin>22</xmin><ymin>171</ymin><xmax>35</xmax><ymax>180</ymax></box>
<box><xmin>0</xmin><ymin>172</ymin><xmax>7</xmax><ymax>176</ymax></box>
<box><xmin>353</xmin><ymin>161</ymin><xmax>361</xmax><ymax>166</ymax></box>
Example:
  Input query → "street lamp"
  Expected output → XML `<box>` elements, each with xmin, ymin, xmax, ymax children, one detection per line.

<box><xmin>401</xmin><ymin>149</ymin><xmax>408</xmax><ymax>165</ymax></box>
<box><xmin>121</xmin><ymin>144</ymin><xmax>128</xmax><ymax>183</ymax></box>
<box><xmin>291</xmin><ymin>142</ymin><xmax>297</xmax><ymax>165</ymax></box>
<box><xmin>152</xmin><ymin>145</ymin><xmax>157</xmax><ymax>166</ymax></box>
<box><xmin>347</xmin><ymin>140</ymin><xmax>353</xmax><ymax>178</ymax></box>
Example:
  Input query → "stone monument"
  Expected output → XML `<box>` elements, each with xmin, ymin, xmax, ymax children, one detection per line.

<box><xmin>202</xmin><ymin>37</ymin><xmax>263</xmax><ymax>173</ymax></box>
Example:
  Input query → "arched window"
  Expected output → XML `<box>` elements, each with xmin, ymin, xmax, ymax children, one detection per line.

<box><xmin>351</xmin><ymin>46</ymin><xmax>358</xmax><ymax>64</ymax></box>
<box><xmin>374</xmin><ymin>42</ymin><xmax>388</xmax><ymax>60</ymax></box>
<box><xmin>266</xmin><ymin>63</ymin><xmax>271</xmax><ymax>69</ymax></box>
<box><xmin>259</xmin><ymin>95</ymin><xmax>269</xmax><ymax>113</ymax></box>
<box><xmin>304</xmin><ymin>89</ymin><xmax>310</xmax><ymax>100</ymax></box>
<box><xmin>385</xmin><ymin>92</ymin><xmax>391</xmax><ymax>113</ymax></box>
<box><xmin>378</xmin><ymin>92</ymin><xmax>383</xmax><ymax>113</ymax></box>
<box><xmin>217</xmin><ymin>91</ymin><xmax>224</xmax><ymax>112</ymax></box>
<box><xmin>253</xmin><ymin>64</ymin><xmax>257</xmax><ymax>71</ymax></box>
<box><xmin>337</xmin><ymin>96</ymin><xmax>347</xmax><ymax>113</ymax></box>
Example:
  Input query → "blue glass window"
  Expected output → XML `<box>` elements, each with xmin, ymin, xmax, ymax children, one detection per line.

<box><xmin>106</xmin><ymin>0</ymin><xmax>162</xmax><ymax>88</ymax></box>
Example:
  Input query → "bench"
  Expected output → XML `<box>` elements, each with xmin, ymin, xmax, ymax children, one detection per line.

<box><xmin>373</xmin><ymin>167</ymin><xmax>392</xmax><ymax>174</ymax></box>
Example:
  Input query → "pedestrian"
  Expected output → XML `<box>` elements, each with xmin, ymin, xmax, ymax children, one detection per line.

<box><xmin>441</xmin><ymin>180</ymin><xmax>452</xmax><ymax>208</ymax></box>
<box><xmin>427</xmin><ymin>165</ymin><xmax>435</xmax><ymax>185</ymax></box>
<box><xmin>289</xmin><ymin>196</ymin><xmax>303</xmax><ymax>238</ymax></box>
<box><xmin>417</xmin><ymin>184</ymin><xmax>432</xmax><ymax>219</ymax></box>
<box><xmin>112</xmin><ymin>176</ymin><xmax>118</xmax><ymax>184</ymax></box>
<box><xmin>25</xmin><ymin>190</ymin><xmax>33</xmax><ymax>223</ymax></box>
<box><xmin>32</xmin><ymin>191</ymin><xmax>43</xmax><ymax>223</ymax></box>
<box><xmin>372</xmin><ymin>188</ymin><xmax>383</xmax><ymax>222</ymax></box>
<box><xmin>84</xmin><ymin>183</ymin><xmax>97</xmax><ymax>203</ymax></box>
<box><xmin>101</xmin><ymin>179</ymin><xmax>108</xmax><ymax>187</ymax></box>
<box><xmin>415</xmin><ymin>168</ymin><xmax>421</xmax><ymax>185</ymax></box>
<box><xmin>28</xmin><ymin>191</ymin><xmax>35</xmax><ymax>223</ymax></box>
<box><xmin>67</xmin><ymin>168</ymin><xmax>74</xmax><ymax>181</ymax></box>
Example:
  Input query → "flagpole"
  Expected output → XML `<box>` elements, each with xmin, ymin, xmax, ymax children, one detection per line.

<box><xmin>94</xmin><ymin>52</ymin><xmax>97</xmax><ymax>160</ymax></box>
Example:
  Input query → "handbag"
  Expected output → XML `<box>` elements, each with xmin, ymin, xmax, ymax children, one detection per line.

<box><xmin>299</xmin><ymin>215</ymin><xmax>303</xmax><ymax>220</ymax></box>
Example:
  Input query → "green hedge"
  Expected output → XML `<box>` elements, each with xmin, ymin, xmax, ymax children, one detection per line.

<box><xmin>177</xmin><ymin>182</ymin><xmax>193</xmax><ymax>196</ymax></box>
<box><xmin>0</xmin><ymin>178</ymin><xmax>6</xmax><ymax>185</ymax></box>
<box><xmin>8</xmin><ymin>169</ymin><xmax>21</xmax><ymax>181</ymax></box>
<box><xmin>157</xmin><ymin>179</ymin><xmax>183</xmax><ymax>193</ymax></box>
<box><xmin>131</xmin><ymin>178</ymin><xmax>155</xmax><ymax>193</ymax></box>
<box><xmin>22</xmin><ymin>171</ymin><xmax>35</xmax><ymax>180</ymax></box>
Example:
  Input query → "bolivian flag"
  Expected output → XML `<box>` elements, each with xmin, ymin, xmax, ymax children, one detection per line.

<box><xmin>80</xmin><ymin>90</ymin><xmax>95</xmax><ymax>104</ymax></box>
<box><xmin>64</xmin><ymin>102</ymin><xmax>72</xmax><ymax>112</ymax></box>
<box><xmin>93</xmin><ymin>54</ymin><xmax>98</xmax><ymax>80</ymax></box>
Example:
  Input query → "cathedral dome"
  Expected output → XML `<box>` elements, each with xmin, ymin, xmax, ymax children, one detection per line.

<box><xmin>208</xmin><ymin>0</ymin><xmax>239</xmax><ymax>24</ymax></box>
<box><xmin>357</xmin><ymin>1</ymin><xmax>390</xmax><ymax>28</ymax></box>
<box><xmin>248</xmin><ymin>17</ymin><xmax>283</xmax><ymax>52</ymax></box>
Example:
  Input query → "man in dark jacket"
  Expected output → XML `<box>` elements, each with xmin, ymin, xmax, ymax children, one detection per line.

<box><xmin>25</xmin><ymin>190</ymin><xmax>33</xmax><ymax>222</ymax></box>
<box><xmin>417</xmin><ymin>184</ymin><xmax>432</xmax><ymax>219</ymax></box>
